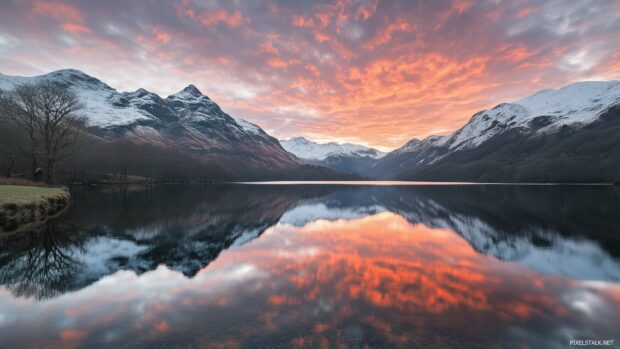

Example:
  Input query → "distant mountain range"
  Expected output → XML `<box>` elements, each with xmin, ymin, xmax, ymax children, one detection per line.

<box><xmin>280</xmin><ymin>137</ymin><xmax>385</xmax><ymax>176</ymax></box>
<box><xmin>1</xmin><ymin>69</ymin><xmax>619</xmax><ymax>182</ymax></box>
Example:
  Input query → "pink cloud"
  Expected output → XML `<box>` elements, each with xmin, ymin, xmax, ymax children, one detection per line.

<box><xmin>32</xmin><ymin>0</ymin><xmax>82</xmax><ymax>21</ymax></box>
<box><xmin>62</xmin><ymin>21</ymin><xmax>90</xmax><ymax>34</ymax></box>
<box><xmin>1</xmin><ymin>0</ymin><xmax>620</xmax><ymax>149</ymax></box>
<box><xmin>200</xmin><ymin>8</ymin><xmax>247</xmax><ymax>27</ymax></box>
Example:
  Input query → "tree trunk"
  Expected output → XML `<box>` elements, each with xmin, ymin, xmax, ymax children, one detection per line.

<box><xmin>5</xmin><ymin>158</ymin><xmax>15</xmax><ymax>178</ymax></box>
<box><xmin>47</xmin><ymin>156</ymin><xmax>54</xmax><ymax>184</ymax></box>
<box><xmin>29</xmin><ymin>125</ymin><xmax>38</xmax><ymax>181</ymax></box>
<box><xmin>31</xmin><ymin>155</ymin><xmax>38</xmax><ymax>181</ymax></box>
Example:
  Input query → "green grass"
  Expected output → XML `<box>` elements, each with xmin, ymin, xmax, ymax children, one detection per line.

<box><xmin>0</xmin><ymin>185</ymin><xmax>68</xmax><ymax>206</ymax></box>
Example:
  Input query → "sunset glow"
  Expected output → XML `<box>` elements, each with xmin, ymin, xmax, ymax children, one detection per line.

<box><xmin>2</xmin><ymin>211</ymin><xmax>618</xmax><ymax>348</ymax></box>
<box><xmin>1</xmin><ymin>0</ymin><xmax>619</xmax><ymax>149</ymax></box>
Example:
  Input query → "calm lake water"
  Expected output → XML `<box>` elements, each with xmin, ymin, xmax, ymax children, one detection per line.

<box><xmin>1</xmin><ymin>183</ymin><xmax>619</xmax><ymax>348</ymax></box>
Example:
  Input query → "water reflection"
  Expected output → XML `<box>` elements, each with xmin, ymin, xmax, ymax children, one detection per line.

<box><xmin>0</xmin><ymin>220</ymin><xmax>85</xmax><ymax>299</ymax></box>
<box><xmin>0</xmin><ymin>184</ymin><xmax>619</xmax><ymax>348</ymax></box>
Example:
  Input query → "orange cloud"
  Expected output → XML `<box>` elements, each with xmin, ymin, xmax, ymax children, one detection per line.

<box><xmin>355</xmin><ymin>0</ymin><xmax>379</xmax><ymax>21</ymax></box>
<box><xmin>259</xmin><ymin>34</ymin><xmax>280</xmax><ymax>55</ymax></box>
<box><xmin>312</xmin><ymin>31</ymin><xmax>330</xmax><ymax>43</ymax></box>
<box><xmin>200</xmin><ymin>8</ymin><xmax>247</xmax><ymax>27</ymax></box>
<box><xmin>62</xmin><ymin>21</ymin><xmax>90</xmax><ymax>34</ymax></box>
<box><xmin>291</xmin><ymin>15</ymin><xmax>314</xmax><ymax>28</ymax></box>
<box><xmin>268</xmin><ymin>59</ymin><xmax>288</xmax><ymax>68</ymax></box>
<box><xmin>363</xmin><ymin>20</ymin><xmax>412</xmax><ymax>49</ymax></box>
<box><xmin>499</xmin><ymin>43</ymin><xmax>541</xmax><ymax>62</ymax></box>
<box><xmin>452</xmin><ymin>0</ymin><xmax>475</xmax><ymax>15</ymax></box>
<box><xmin>304</xmin><ymin>64</ymin><xmax>320</xmax><ymax>76</ymax></box>
<box><xmin>150</xmin><ymin>26</ymin><xmax>172</xmax><ymax>44</ymax></box>
<box><xmin>32</xmin><ymin>0</ymin><xmax>83</xmax><ymax>21</ymax></box>
<box><xmin>515</xmin><ymin>6</ymin><xmax>540</xmax><ymax>19</ymax></box>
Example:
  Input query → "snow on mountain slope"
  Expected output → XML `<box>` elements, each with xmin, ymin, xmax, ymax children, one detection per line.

<box><xmin>394</xmin><ymin>135</ymin><xmax>448</xmax><ymax>154</ymax></box>
<box><xmin>234</xmin><ymin>117</ymin><xmax>261</xmax><ymax>135</ymax></box>
<box><xmin>373</xmin><ymin>80</ymin><xmax>620</xmax><ymax>180</ymax></box>
<box><xmin>0</xmin><ymin>69</ymin><xmax>154</xmax><ymax>126</ymax></box>
<box><xmin>281</xmin><ymin>136</ymin><xmax>385</xmax><ymax>160</ymax></box>
<box><xmin>0</xmin><ymin>69</ymin><xmax>263</xmax><ymax>134</ymax></box>
<box><xmin>447</xmin><ymin>80</ymin><xmax>620</xmax><ymax>151</ymax></box>
<box><xmin>391</xmin><ymin>81</ymin><xmax>620</xmax><ymax>157</ymax></box>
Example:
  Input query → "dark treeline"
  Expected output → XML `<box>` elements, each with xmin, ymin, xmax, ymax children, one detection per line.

<box><xmin>0</xmin><ymin>117</ymin><xmax>231</xmax><ymax>183</ymax></box>
<box><xmin>0</xmin><ymin>121</ymin><xmax>353</xmax><ymax>184</ymax></box>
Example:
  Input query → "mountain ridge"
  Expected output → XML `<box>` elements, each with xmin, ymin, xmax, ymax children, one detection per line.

<box><xmin>281</xmin><ymin>136</ymin><xmax>385</xmax><ymax>176</ymax></box>
<box><xmin>371</xmin><ymin>80</ymin><xmax>620</xmax><ymax>182</ymax></box>
<box><xmin>2</xmin><ymin>69</ymin><xmax>618</xmax><ymax>182</ymax></box>
<box><xmin>0</xmin><ymin>69</ymin><xmax>352</xmax><ymax>181</ymax></box>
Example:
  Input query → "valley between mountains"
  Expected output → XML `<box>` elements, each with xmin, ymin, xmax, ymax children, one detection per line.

<box><xmin>1</xmin><ymin>69</ymin><xmax>619</xmax><ymax>183</ymax></box>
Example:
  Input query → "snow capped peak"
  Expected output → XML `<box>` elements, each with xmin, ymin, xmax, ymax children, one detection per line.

<box><xmin>127</xmin><ymin>87</ymin><xmax>157</xmax><ymax>98</ymax></box>
<box><xmin>167</xmin><ymin>84</ymin><xmax>212</xmax><ymax>103</ymax></box>
<box><xmin>281</xmin><ymin>137</ymin><xmax>386</xmax><ymax>160</ymax></box>
<box><xmin>42</xmin><ymin>69</ymin><xmax>112</xmax><ymax>89</ymax></box>
<box><xmin>400</xmin><ymin>138</ymin><xmax>421</xmax><ymax>149</ymax></box>
<box><xmin>46</xmin><ymin>68</ymin><xmax>91</xmax><ymax>78</ymax></box>
<box><xmin>180</xmin><ymin>84</ymin><xmax>203</xmax><ymax>96</ymax></box>
<box><xmin>288</xmin><ymin>136</ymin><xmax>313</xmax><ymax>144</ymax></box>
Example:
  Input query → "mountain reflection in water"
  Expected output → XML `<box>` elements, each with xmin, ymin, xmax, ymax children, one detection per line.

<box><xmin>0</xmin><ymin>184</ymin><xmax>619</xmax><ymax>348</ymax></box>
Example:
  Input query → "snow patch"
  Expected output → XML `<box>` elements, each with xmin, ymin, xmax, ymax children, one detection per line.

<box><xmin>281</xmin><ymin>137</ymin><xmax>386</xmax><ymax>160</ymax></box>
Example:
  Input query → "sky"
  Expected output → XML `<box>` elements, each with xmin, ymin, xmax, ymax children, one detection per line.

<box><xmin>0</xmin><ymin>0</ymin><xmax>619</xmax><ymax>150</ymax></box>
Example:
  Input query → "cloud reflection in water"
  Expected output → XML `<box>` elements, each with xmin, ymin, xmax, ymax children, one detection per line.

<box><xmin>0</xmin><ymin>184</ymin><xmax>619</xmax><ymax>348</ymax></box>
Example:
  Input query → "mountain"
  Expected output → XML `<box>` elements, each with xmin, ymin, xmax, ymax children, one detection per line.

<box><xmin>281</xmin><ymin>136</ymin><xmax>385</xmax><ymax>176</ymax></box>
<box><xmin>0</xmin><ymin>69</ymin><xmax>347</xmax><ymax>181</ymax></box>
<box><xmin>373</xmin><ymin>81</ymin><xmax>620</xmax><ymax>182</ymax></box>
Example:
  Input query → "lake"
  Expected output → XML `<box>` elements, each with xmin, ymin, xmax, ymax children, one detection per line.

<box><xmin>0</xmin><ymin>183</ymin><xmax>619</xmax><ymax>348</ymax></box>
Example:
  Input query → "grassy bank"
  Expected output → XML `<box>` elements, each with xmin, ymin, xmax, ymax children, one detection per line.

<box><xmin>0</xmin><ymin>185</ymin><xmax>70</xmax><ymax>232</ymax></box>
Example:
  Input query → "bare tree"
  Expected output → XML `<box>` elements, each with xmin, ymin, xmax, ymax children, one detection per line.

<box><xmin>0</xmin><ymin>83</ymin><xmax>85</xmax><ymax>184</ymax></box>
<box><xmin>34</xmin><ymin>83</ymin><xmax>85</xmax><ymax>184</ymax></box>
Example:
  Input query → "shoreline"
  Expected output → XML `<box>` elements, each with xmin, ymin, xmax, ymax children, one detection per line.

<box><xmin>0</xmin><ymin>185</ymin><xmax>70</xmax><ymax>233</ymax></box>
<box><xmin>234</xmin><ymin>180</ymin><xmax>617</xmax><ymax>186</ymax></box>
<box><xmin>67</xmin><ymin>180</ymin><xmax>618</xmax><ymax>187</ymax></box>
